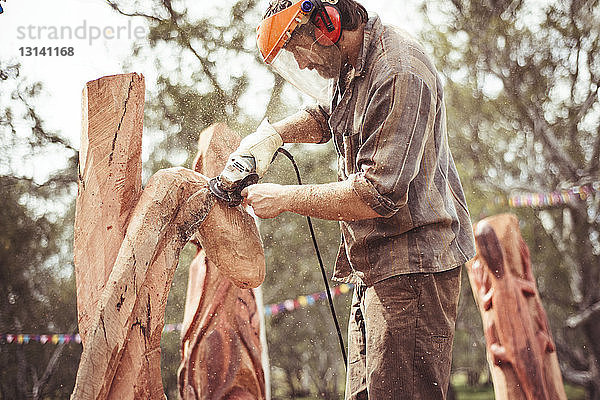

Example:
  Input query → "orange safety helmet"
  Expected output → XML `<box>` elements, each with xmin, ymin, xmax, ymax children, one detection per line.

<box><xmin>256</xmin><ymin>0</ymin><xmax>342</xmax><ymax>104</ymax></box>
<box><xmin>257</xmin><ymin>0</ymin><xmax>341</xmax><ymax>64</ymax></box>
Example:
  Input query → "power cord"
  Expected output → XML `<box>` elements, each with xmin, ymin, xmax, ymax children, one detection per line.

<box><xmin>276</xmin><ymin>147</ymin><xmax>348</xmax><ymax>369</ymax></box>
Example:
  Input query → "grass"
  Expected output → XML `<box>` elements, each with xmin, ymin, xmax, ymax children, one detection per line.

<box><xmin>452</xmin><ymin>373</ymin><xmax>587</xmax><ymax>400</ymax></box>
<box><xmin>273</xmin><ymin>373</ymin><xmax>588</xmax><ymax>399</ymax></box>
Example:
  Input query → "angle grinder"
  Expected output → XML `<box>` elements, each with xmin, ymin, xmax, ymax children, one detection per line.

<box><xmin>208</xmin><ymin>155</ymin><xmax>259</xmax><ymax>207</ymax></box>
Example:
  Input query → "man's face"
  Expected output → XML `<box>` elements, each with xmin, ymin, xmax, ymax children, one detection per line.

<box><xmin>285</xmin><ymin>28</ymin><xmax>340</xmax><ymax>79</ymax></box>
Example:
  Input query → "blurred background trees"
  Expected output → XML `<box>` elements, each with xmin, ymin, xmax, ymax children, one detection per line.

<box><xmin>0</xmin><ymin>62</ymin><xmax>79</xmax><ymax>399</ymax></box>
<box><xmin>423</xmin><ymin>0</ymin><xmax>600</xmax><ymax>398</ymax></box>
<box><xmin>1</xmin><ymin>0</ymin><xmax>599</xmax><ymax>398</ymax></box>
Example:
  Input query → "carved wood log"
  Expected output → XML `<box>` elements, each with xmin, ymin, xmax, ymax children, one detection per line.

<box><xmin>465</xmin><ymin>214</ymin><xmax>566</xmax><ymax>400</ymax></box>
<box><xmin>178</xmin><ymin>123</ymin><xmax>266</xmax><ymax>399</ymax></box>
<box><xmin>75</xmin><ymin>73</ymin><xmax>144</xmax><ymax>344</ymax></box>
<box><xmin>73</xmin><ymin>75</ymin><xmax>265</xmax><ymax>399</ymax></box>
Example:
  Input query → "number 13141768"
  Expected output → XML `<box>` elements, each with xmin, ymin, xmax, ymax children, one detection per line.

<box><xmin>19</xmin><ymin>47</ymin><xmax>75</xmax><ymax>56</ymax></box>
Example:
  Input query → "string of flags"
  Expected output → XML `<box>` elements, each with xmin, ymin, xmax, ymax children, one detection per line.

<box><xmin>1</xmin><ymin>333</ymin><xmax>82</xmax><ymax>345</ymax></box>
<box><xmin>264</xmin><ymin>283</ymin><xmax>353</xmax><ymax>317</ymax></box>
<box><xmin>495</xmin><ymin>182</ymin><xmax>599</xmax><ymax>209</ymax></box>
<box><xmin>1</xmin><ymin>284</ymin><xmax>354</xmax><ymax>344</ymax></box>
<box><xmin>0</xmin><ymin>324</ymin><xmax>185</xmax><ymax>345</ymax></box>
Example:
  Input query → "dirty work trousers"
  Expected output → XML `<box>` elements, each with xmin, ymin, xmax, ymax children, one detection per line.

<box><xmin>344</xmin><ymin>266</ymin><xmax>461</xmax><ymax>400</ymax></box>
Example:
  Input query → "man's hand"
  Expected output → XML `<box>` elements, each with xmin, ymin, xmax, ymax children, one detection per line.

<box><xmin>241</xmin><ymin>183</ymin><xmax>289</xmax><ymax>219</ymax></box>
<box><xmin>230</xmin><ymin>119</ymin><xmax>283</xmax><ymax>177</ymax></box>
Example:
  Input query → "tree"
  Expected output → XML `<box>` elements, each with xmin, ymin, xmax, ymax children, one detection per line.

<box><xmin>0</xmin><ymin>62</ymin><xmax>79</xmax><ymax>399</ymax></box>
<box><xmin>421</xmin><ymin>0</ymin><xmax>600</xmax><ymax>397</ymax></box>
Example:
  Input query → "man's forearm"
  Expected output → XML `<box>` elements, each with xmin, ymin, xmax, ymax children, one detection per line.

<box><xmin>279</xmin><ymin>180</ymin><xmax>380</xmax><ymax>221</ymax></box>
<box><xmin>272</xmin><ymin>110</ymin><xmax>326</xmax><ymax>144</ymax></box>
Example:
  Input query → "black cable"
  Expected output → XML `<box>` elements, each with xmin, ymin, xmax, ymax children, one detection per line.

<box><xmin>276</xmin><ymin>147</ymin><xmax>348</xmax><ymax>369</ymax></box>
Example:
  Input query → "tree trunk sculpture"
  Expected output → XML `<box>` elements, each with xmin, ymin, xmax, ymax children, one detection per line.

<box><xmin>177</xmin><ymin>123</ymin><xmax>266</xmax><ymax>399</ymax></box>
<box><xmin>465</xmin><ymin>213</ymin><xmax>566</xmax><ymax>400</ymax></box>
<box><xmin>72</xmin><ymin>74</ymin><xmax>265</xmax><ymax>399</ymax></box>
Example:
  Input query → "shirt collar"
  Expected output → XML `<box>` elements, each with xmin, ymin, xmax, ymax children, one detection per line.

<box><xmin>355</xmin><ymin>15</ymin><xmax>383</xmax><ymax>78</ymax></box>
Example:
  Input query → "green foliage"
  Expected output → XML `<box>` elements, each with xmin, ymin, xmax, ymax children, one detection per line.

<box><xmin>422</xmin><ymin>0</ymin><xmax>600</xmax><ymax>396</ymax></box>
<box><xmin>161</xmin><ymin>243</ymin><xmax>195</xmax><ymax>399</ymax></box>
<box><xmin>261</xmin><ymin>144</ymin><xmax>348</xmax><ymax>399</ymax></box>
<box><xmin>0</xmin><ymin>62</ymin><xmax>78</xmax><ymax>399</ymax></box>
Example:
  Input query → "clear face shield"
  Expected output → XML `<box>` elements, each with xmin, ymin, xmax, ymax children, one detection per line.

<box><xmin>270</xmin><ymin>23</ymin><xmax>341</xmax><ymax>104</ymax></box>
<box><xmin>256</xmin><ymin>0</ymin><xmax>342</xmax><ymax>105</ymax></box>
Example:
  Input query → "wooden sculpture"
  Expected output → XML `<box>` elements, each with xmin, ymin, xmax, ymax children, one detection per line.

<box><xmin>465</xmin><ymin>214</ymin><xmax>566</xmax><ymax>400</ymax></box>
<box><xmin>177</xmin><ymin>123</ymin><xmax>266</xmax><ymax>399</ymax></box>
<box><xmin>72</xmin><ymin>74</ymin><xmax>265</xmax><ymax>399</ymax></box>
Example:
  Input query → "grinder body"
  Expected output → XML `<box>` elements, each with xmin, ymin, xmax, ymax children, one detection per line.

<box><xmin>209</xmin><ymin>155</ymin><xmax>259</xmax><ymax>207</ymax></box>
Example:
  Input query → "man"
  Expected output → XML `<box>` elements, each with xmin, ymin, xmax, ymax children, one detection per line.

<box><xmin>230</xmin><ymin>0</ymin><xmax>476</xmax><ymax>398</ymax></box>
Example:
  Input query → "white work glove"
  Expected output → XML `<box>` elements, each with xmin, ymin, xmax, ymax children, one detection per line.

<box><xmin>231</xmin><ymin>119</ymin><xmax>283</xmax><ymax>177</ymax></box>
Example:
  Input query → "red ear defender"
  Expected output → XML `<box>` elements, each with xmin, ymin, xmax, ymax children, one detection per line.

<box><xmin>314</xmin><ymin>5</ymin><xmax>342</xmax><ymax>46</ymax></box>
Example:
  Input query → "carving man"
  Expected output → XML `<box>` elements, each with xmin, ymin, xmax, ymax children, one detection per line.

<box><xmin>227</xmin><ymin>1</ymin><xmax>476</xmax><ymax>398</ymax></box>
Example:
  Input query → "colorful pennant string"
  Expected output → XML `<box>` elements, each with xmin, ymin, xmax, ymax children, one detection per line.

<box><xmin>0</xmin><ymin>325</ymin><xmax>185</xmax><ymax>344</ymax></box>
<box><xmin>264</xmin><ymin>283</ymin><xmax>353</xmax><ymax>317</ymax></box>
<box><xmin>1</xmin><ymin>285</ymin><xmax>355</xmax><ymax>344</ymax></box>
<box><xmin>0</xmin><ymin>333</ymin><xmax>82</xmax><ymax>345</ymax></box>
<box><xmin>495</xmin><ymin>182</ymin><xmax>599</xmax><ymax>209</ymax></box>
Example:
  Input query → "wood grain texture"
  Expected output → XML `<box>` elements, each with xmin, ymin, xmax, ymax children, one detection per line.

<box><xmin>178</xmin><ymin>123</ymin><xmax>266</xmax><ymax>399</ymax></box>
<box><xmin>73</xmin><ymin>76</ymin><xmax>266</xmax><ymax>399</ymax></box>
<box><xmin>75</xmin><ymin>73</ymin><xmax>144</xmax><ymax>344</ymax></box>
<box><xmin>73</xmin><ymin>167</ymin><xmax>212</xmax><ymax>400</ymax></box>
<box><xmin>466</xmin><ymin>214</ymin><xmax>566</xmax><ymax>400</ymax></box>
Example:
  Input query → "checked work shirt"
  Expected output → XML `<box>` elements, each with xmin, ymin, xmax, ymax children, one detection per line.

<box><xmin>308</xmin><ymin>15</ymin><xmax>475</xmax><ymax>286</ymax></box>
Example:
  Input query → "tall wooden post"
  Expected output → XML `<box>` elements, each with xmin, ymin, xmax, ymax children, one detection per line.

<box><xmin>73</xmin><ymin>74</ymin><xmax>265</xmax><ymax>399</ymax></box>
<box><xmin>75</xmin><ymin>73</ymin><xmax>145</xmax><ymax>344</ymax></box>
<box><xmin>465</xmin><ymin>213</ymin><xmax>566</xmax><ymax>400</ymax></box>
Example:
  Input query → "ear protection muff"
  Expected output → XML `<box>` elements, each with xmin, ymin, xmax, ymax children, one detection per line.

<box><xmin>302</xmin><ymin>0</ymin><xmax>342</xmax><ymax>46</ymax></box>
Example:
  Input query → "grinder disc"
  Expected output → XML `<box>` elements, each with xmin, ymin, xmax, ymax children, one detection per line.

<box><xmin>208</xmin><ymin>177</ymin><xmax>233</xmax><ymax>203</ymax></box>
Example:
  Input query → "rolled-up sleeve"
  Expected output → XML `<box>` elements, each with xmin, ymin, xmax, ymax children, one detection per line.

<box><xmin>349</xmin><ymin>72</ymin><xmax>436</xmax><ymax>217</ymax></box>
<box><xmin>304</xmin><ymin>104</ymin><xmax>332</xmax><ymax>144</ymax></box>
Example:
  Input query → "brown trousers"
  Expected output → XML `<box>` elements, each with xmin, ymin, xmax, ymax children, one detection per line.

<box><xmin>345</xmin><ymin>266</ymin><xmax>461</xmax><ymax>400</ymax></box>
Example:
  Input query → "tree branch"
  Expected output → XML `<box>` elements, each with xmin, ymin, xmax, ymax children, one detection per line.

<box><xmin>567</xmin><ymin>300</ymin><xmax>600</xmax><ymax>328</ymax></box>
<box><xmin>106</xmin><ymin>0</ymin><xmax>227</xmax><ymax>100</ymax></box>
<box><xmin>31</xmin><ymin>324</ymin><xmax>77</xmax><ymax>400</ymax></box>
<box><xmin>105</xmin><ymin>0</ymin><xmax>164</xmax><ymax>22</ymax></box>
<box><xmin>536</xmin><ymin>210</ymin><xmax>583</xmax><ymax>302</ymax></box>
<box><xmin>161</xmin><ymin>0</ymin><xmax>226</xmax><ymax>99</ymax></box>
<box><xmin>574</xmin><ymin>82</ymin><xmax>600</xmax><ymax>124</ymax></box>
<box><xmin>559</xmin><ymin>361</ymin><xmax>592</xmax><ymax>387</ymax></box>
<box><xmin>16</xmin><ymin>93</ymin><xmax>77</xmax><ymax>153</ymax></box>
<box><xmin>588</xmin><ymin>123</ymin><xmax>600</xmax><ymax>174</ymax></box>
<box><xmin>528</xmin><ymin>107</ymin><xmax>579</xmax><ymax>177</ymax></box>
<box><xmin>494</xmin><ymin>72</ymin><xmax>579</xmax><ymax>179</ymax></box>
<box><xmin>555</xmin><ymin>333</ymin><xmax>588</xmax><ymax>371</ymax></box>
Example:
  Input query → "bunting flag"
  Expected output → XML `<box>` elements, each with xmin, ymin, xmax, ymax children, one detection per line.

<box><xmin>264</xmin><ymin>283</ymin><xmax>353</xmax><ymax>317</ymax></box>
<box><xmin>0</xmin><ymin>325</ymin><xmax>184</xmax><ymax>345</ymax></box>
<box><xmin>163</xmin><ymin>323</ymin><xmax>183</xmax><ymax>333</ymax></box>
<box><xmin>0</xmin><ymin>333</ymin><xmax>82</xmax><ymax>345</ymax></box>
<box><xmin>494</xmin><ymin>182</ymin><xmax>599</xmax><ymax>209</ymax></box>
<box><xmin>1</xmin><ymin>285</ymin><xmax>355</xmax><ymax>344</ymax></box>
